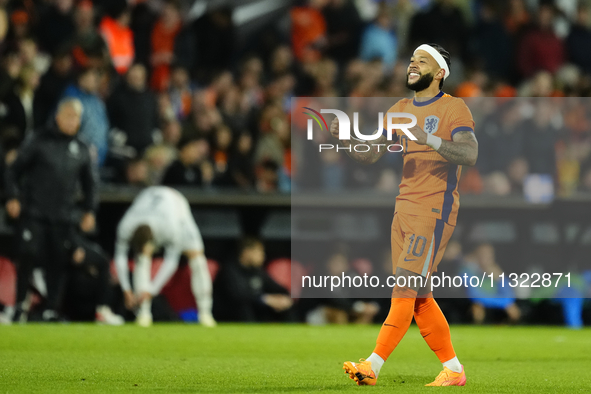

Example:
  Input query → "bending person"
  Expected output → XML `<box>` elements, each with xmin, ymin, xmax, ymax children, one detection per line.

<box><xmin>114</xmin><ymin>186</ymin><xmax>215</xmax><ymax>327</ymax></box>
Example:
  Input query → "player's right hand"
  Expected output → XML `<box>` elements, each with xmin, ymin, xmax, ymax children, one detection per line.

<box><xmin>6</xmin><ymin>199</ymin><xmax>20</xmax><ymax>219</ymax></box>
<box><xmin>124</xmin><ymin>290</ymin><xmax>136</xmax><ymax>310</ymax></box>
<box><xmin>263</xmin><ymin>294</ymin><xmax>293</xmax><ymax>312</ymax></box>
<box><xmin>330</xmin><ymin>117</ymin><xmax>339</xmax><ymax>139</ymax></box>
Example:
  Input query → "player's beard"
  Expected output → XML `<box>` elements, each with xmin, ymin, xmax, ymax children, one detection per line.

<box><xmin>406</xmin><ymin>72</ymin><xmax>435</xmax><ymax>92</ymax></box>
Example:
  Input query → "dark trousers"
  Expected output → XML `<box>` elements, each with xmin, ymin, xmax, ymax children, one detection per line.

<box><xmin>64</xmin><ymin>235</ymin><xmax>111</xmax><ymax>320</ymax></box>
<box><xmin>16</xmin><ymin>217</ymin><xmax>74</xmax><ymax>311</ymax></box>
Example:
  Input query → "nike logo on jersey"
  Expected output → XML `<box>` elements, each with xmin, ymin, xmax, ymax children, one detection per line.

<box><xmin>403</xmin><ymin>257</ymin><xmax>417</xmax><ymax>262</ymax></box>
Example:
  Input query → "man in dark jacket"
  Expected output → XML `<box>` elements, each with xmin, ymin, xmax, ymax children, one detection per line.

<box><xmin>213</xmin><ymin>237</ymin><xmax>294</xmax><ymax>322</ymax></box>
<box><xmin>5</xmin><ymin>98</ymin><xmax>98</xmax><ymax>322</ymax></box>
<box><xmin>107</xmin><ymin>63</ymin><xmax>159</xmax><ymax>156</ymax></box>
<box><xmin>161</xmin><ymin>136</ymin><xmax>210</xmax><ymax>187</ymax></box>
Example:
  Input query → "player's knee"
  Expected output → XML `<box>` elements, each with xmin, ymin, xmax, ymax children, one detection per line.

<box><xmin>393</xmin><ymin>267</ymin><xmax>422</xmax><ymax>294</ymax></box>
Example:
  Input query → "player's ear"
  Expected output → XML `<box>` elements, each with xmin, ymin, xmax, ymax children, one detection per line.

<box><xmin>435</xmin><ymin>68</ymin><xmax>445</xmax><ymax>84</ymax></box>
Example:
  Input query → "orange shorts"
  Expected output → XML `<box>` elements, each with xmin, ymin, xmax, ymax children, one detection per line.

<box><xmin>391</xmin><ymin>212</ymin><xmax>455</xmax><ymax>277</ymax></box>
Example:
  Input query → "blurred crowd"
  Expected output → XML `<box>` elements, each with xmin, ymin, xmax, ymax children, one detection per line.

<box><xmin>0</xmin><ymin>0</ymin><xmax>293</xmax><ymax>193</ymax></box>
<box><xmin>1</xmin><ymin>0</ymin><xmax>591</xmax><ymax>196</ymax></box>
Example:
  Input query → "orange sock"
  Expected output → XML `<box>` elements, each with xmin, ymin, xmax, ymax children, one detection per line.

<box><xmin>413</xmin><ymin>295</ymin><xmax>456</xmax><ymax>363</ymax></box>
<box><xmin>373</xmin><ymin>294</ymin><xmax>416</xmax><ymax>361</ymax></box>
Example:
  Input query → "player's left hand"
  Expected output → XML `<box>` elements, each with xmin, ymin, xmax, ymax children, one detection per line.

<box><xmin>80</xmin><ymin>212</ymin><xmax>96</xmax><ymax>233</ymax></box>
<box><xmin>137</xmin><ymin>291</ymin><xmax>152</xmax><ymax>304</ymax></box>
<box><xmin>408</xmin><ymin>124</ymin><xmax>428</xmax><ymax>145</ymax></box>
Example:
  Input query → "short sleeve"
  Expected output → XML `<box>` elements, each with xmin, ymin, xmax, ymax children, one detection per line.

<box><xmin>449</xmin><ymin>99</ymin><xmax>475</xmax><ymax>139</ymax></box>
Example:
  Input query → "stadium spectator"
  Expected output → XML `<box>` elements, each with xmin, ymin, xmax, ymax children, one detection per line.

<box><xmin>268</xmin><ymin>45</ymin><xmax>295</xmax><ymax>80</ymax></box>
<box><xmin>120</xmin><ymin>157</ymin><xmax>150</xmax><ymax>186</ymax></box>
<box><xmin>107</xmin><ymin>63</ymin><xmax>158</xmax><ymax>156</ymax></box>
<box><xmin>566</xmin><ymin>3</ymin><xmax>591</xmax><ymax>75</ymax></box>
<box><xmin>213</xmin><ymin>237</ymin><xmax>294</xmax><ymax>322</ymax></box>
<box><xmin>99</xmin><ymin>1</ymin><xmax>134</xmax><ymax>75</ymax></box>
<box><xmin>210</xmin><ymin>124</ymin><xmax>233</xmax><ymax>182</ymax></box>
<box><xmin>144</xmin><ymin>143</ymin><xmax>176</xmax><ymax>185</ymax></box>
<box><xmin>1</xmin><ymin>65</ymin><xmax>40</xmax><ymax>140</ymax></box>
<box><xmin>359</xmin><ymin>9</ymin><xmax>397</xmax><ymax>71</ymax></box>
<box><xmin>34</xmin><ymin>48</ymin><xmax>73</xmax><ymax>129</ymax></box>
<box><xmin>408</xmin><ymin>0</ymin><xmax>468</xmax><ymax>60</ymax></box>
<box><xmin>129</xmin><ymin>0</ymin><xmax>157</xmax><ymax>67</ymax></box>
<box><xmin>503</xmin><ymin>0</ymin><xmax>531</xmax><ymax>35</ymax></box>
<box><xmin>168</xmin><ymin>65</ymin><xmax>193</xmax><ymax>120</ymax></box>
<box><xmin>149</xmin><ymin>0</ymin><xmax>181</xmax><ymax>91</ymax></box>
<box><xmin>161</xmin><ymin>135</ymin><xmax>211</xmax><ymax>187</ymax></box>
<box><xmin>476</xmin><ymin>101</ymin><xmax>525</xmax><ymax>175</ymax></box>
<box><xmin>291</xmin><ymin>0</ymin><xmax>328</xmax><ymax>63</ymax></box>
<box><xmin>470</xmin><ymin>0</ymin><xmax>512</xmax><ymax>80</ymax></box>
<box><xmin>226</xmin><ymin>131</ymin><xmax>255</xmax><ymax>189</ymax></box>
<box><xmin>36</xmin><ymin>0</ymin><xmax>75</xmax><ymax>55</ymax></box>
<box><xmin>0</xmin><ymin>51</ymin><xmax>20</xmax><ymax>102</ymax></box>
<box><xmin>219</xmin><ymin>85</ymin><xmax>253</xmax><ymax>135</ymax></box>
<box><xmin>322</xmin><ymin>0</ymin><xmax>362</xmax><ymax>66</ymax></box>
<box><xmin>71</xmin><ymin>0</ymin><xmax>108</xmax><ymax>70</ymax></box>
<box><xmin>239</xmin><ymin>57</ymin><xmax>265</xmax><ymax>110</ymax></box>
<box><xmin>17</xmin><ymin>37</ymin><xmax>50</xmax><ymax>76</ymax></box>
<box><xmin>305</xmin><ymin>250</ymin><xmax>379</xmax><ymax>325</ymax></box>
<box><xmin>461</xmin><ymin>243</ymin><xmax>521</xmax><ymax>324</ymax></box>
<box><xmin>523</xmin><ymin>100</ymin><xmax>560</xmax><ymax>176</ymax></box>
<box><xmin>5</xmin><ymin>10</ymin><xmax>29</xmax><ymax>48</ymax></box>
<box><xmin>516</xmin><ymin>0</ymin><xmax>565</xmax><ymax>79</ymax></box>
<box><xmin>5</xmin><ymin>98</ymin><xmax>97</xmax><ymax>322</ymax></box>
<box><xmin>387</xmin><ymin>0</ymin><xmax>416</xmax><ymax>54</ymax></box>
<box><xmin>191</xmin><ymin>8</ymin><xmax>235</xmax><ymax>81</ymax></box>
<box><xmin>62</xmin><ymin>66</ymin><xmax>109</xmax><ymax>166</ymax></box>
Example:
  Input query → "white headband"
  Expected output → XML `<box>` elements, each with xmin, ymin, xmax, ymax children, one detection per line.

<box><xmin>414</xmin><ymin>44</ymin><xmax>450</xmax><ymax>80</ymax></box>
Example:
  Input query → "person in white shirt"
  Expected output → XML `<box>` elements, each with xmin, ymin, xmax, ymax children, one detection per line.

<box><xmin>114</xmin><ymin>186</ymin><xmax>215</xmax><ymax>327</ymax></box>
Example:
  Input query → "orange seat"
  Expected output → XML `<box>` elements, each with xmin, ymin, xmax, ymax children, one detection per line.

<box><xmin>266</xmin><ymin>258</ymin><xmax>306</xmax><ymax>299</ymax></box>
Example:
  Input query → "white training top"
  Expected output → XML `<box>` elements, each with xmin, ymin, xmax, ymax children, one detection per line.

<box><xmin>114</xmin><ymin>186</ymin><xmax>203</xmax><ymax>294</ymax></box>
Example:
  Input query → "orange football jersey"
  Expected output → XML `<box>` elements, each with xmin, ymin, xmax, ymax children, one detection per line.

<box><xmin>383</xmin><ymin>92</ymin><xmax>475</xmax><ymax>226</ymax></box>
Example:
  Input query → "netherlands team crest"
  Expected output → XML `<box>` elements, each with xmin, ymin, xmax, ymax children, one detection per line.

<box><xmin>424</xmin><ymin>115</ymin><xmax>440</xmax><ymax>134</ymax></box>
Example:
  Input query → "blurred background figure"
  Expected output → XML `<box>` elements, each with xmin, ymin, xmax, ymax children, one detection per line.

<box><xmin>108</xmin><ymin>63</ymin><xmax>158</xmax><ymax>158</ymax></box>
<box><xmin>213</xmin><ymin>237</ymin><xmax>294</xmax><ymax>322</ymax></box>
<box><xmin>63</xmin><ymin>232</ymin><xmax>124</xmax><ymax>325</ymax></box>
<box><xmin>461</xmin><ymin>243</ymin><xmax>521</xmax><ymax>325</ymax></box>
<box><xmin>114</xmin><ymin>186</ymin><xmax>215</xmax><ymax>327</ymax></box>
<box><xmin>305</xmin><ymin>249</ymin><xmax>379</xmax><ymax>325</ymax></box>
<box><xmin>62</xmin><ymin>66</ymin><xmax>109</xmax><ymax>166</ymax></box>
<box><xmin>4</xmin><ymin>98</ymin><xmax>97</xmax><ymax>322</ymax></box>
<box><xmin>99</xmin><ymin>0</ymin><xmax>134</xmax><ymax>75</ymax></box>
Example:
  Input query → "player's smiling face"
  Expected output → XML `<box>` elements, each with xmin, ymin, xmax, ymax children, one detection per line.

<box><xmin>406</xmin><ymin>50</ymin><xmax>439</xmax><ymax>91</ymax></box>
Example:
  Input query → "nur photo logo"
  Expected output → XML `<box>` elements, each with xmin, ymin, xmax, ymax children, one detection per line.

<box><xmin>303</xmin><ymin>107</ymin><xmax>419</xmax><ymax>152</ymax></box>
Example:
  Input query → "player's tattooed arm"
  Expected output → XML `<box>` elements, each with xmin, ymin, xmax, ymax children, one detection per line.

<box><xmin>410</xmin><ymin>124</ymin><xmax>478</xmax><ymax>166</ymax></box>
<box><xmin>438</xmin><ymin>130</ymin><xmax>479</xmax><ymax>166</ymax></box>
<box><xmin>330</xmin><ymin>117</ymin><xmax>388</xmax><ymax>165</ymax></box>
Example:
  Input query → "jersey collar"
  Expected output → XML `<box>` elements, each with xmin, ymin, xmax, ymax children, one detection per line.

<box><xmin>413</xmin><ymin>90</ymin><xmax>444</xmax><ymax>107</ymax></box>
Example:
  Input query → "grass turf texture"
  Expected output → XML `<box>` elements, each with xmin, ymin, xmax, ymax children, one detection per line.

<box><xmin>1</xmin><ymin>324</ymin><xmax>590</xmax><ymax>393</ymax></box>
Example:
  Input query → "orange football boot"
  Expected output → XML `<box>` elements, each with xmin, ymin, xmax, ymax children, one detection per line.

<box><xmin>343</xmin><ymin>359</ymin><xmax>377</xmax><ymax>386</ymax></box>
<box><xmin>425</xmin><ymin>366</ymin><xmax>466</xmax><ymax>386</ymax></box>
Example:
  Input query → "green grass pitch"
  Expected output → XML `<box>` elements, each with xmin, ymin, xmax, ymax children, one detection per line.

<box><xmin>1</xmin><ymin>324</ymin><xmax>590</xmax><ymax>393</ymax></box>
